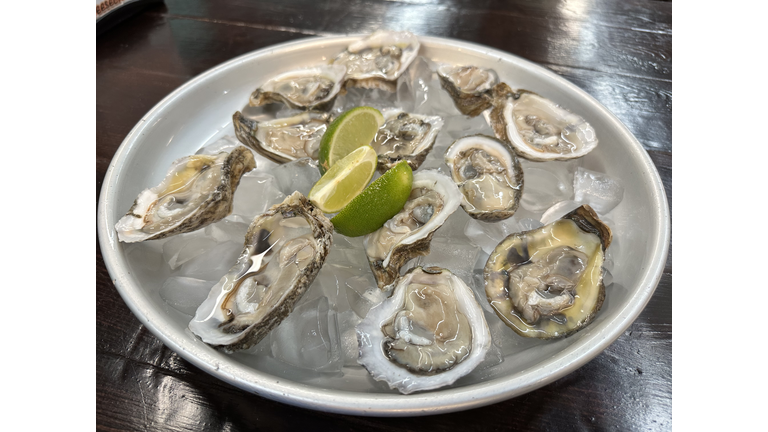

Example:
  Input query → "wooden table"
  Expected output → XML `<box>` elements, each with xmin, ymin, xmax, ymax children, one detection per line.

<box><xmin>97</xmin><ymin>0</ymin><xmax>671</xmax><ymax>429</ymax></box>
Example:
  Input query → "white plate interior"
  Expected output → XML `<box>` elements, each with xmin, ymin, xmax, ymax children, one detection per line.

<box><xmin>98</xmin><ymin>35</ymin><xmax>669</xmax><ymax>416</ymax></box>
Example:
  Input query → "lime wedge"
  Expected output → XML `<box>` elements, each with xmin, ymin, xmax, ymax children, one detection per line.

<box><xmin>309</xmin><ymin>146</ymin><xmax>378</xmax><ymax>213</ymax></box>
<box><xmin>318</xmin><ymin>106</ymin><xmax>384</xmax><ymax>174</ymax></box>
<box><xmin>331</xmin><ymin>161</ymin><xmax>413</xmax><ymax>237</ymax></box>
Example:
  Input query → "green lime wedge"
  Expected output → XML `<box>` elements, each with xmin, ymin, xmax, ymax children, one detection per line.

<box><xmin>331</xmin><ymin>161</ymin><xmax>413</xmax><ymax>237</ymax></box>
<box><xmin>309</xmin><ymin>145</ymin><xmax>378</xmax><ymax>213</ymax></box>
<box><xmin>318</xmin><ymin>106</ymin><xmax>384</xmax><ymax>174</ymax></box>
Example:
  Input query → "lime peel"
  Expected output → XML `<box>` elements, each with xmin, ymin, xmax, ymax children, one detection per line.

<box><xmin>318</xmin><ymin>106</ymin><xmax>384</xmax><ymax>174</ymax></box>
<box><xmin>331</xmin><ymin>161</ymin><xmax>413</xmax><ymax>237</ymax></box>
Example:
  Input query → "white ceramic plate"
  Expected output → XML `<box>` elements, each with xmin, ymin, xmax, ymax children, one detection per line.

<box><xmin>97</xmin><ymin>35</ymin><xmax>669</xmax><ymax>416</ymax></box>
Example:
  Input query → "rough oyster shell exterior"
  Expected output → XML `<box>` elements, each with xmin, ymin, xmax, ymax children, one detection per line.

<box><xmin>488</xmin><ymin>83</ymin><xmax>598</xmax><ymax>161</ymax></box>
<box><xmin>188</xmin><ymin>192</ymin><xmax>333</xmax><ymax>352</ymax></box>
<box><xmin>363</xmin><ymin>170</ymin><xmax>461</xmax><ymax>289</ymax></box>
<box><xmin>248</xmin><ymin>64</ymin><xmax>346</xmax><ymax>112</ymax></box>
<box><xmin>437</xmin><ymin>64</ymin><xmax>498</xmax><ymax>117</ymax></box>
<box><xmin>444</xmin><ymin>134</ymin><xmax>523</xmax><ymax>221</ymax></box>
<box><xmin>332</xmin><ymin>30</ymin><xmax>420</xmax><ymax>92</ymax></box>
<box><xmin>115</xmin><ymin>146</ymin><xmax>256</xmax><ymax>243</ymax></box>
<box><xmin>371</xmin><ymin>108</ymin><xmax>443</xmax><ymax>173</ymax></box>
<box><xmin>484</xmin><ymin>204</ymin><xmax>612</xmax><ymax>339</ymax></box>
<box><xmin>232</xmin><ymin>111</ymin><xmax>331</xmax><ymax>163</ymax></box>
<box><xmin>356</xmin><ymin>267</ymin><xmax>491</xmax><ymax>394</ymax></box>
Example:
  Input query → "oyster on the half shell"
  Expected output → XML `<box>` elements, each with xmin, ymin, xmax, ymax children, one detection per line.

<box><xmin>484</xmin><ymin>205</ymin><xmax>612</xmax><ymax>339</ymax></box>
<box><xmin>444</xmin><ymin>134</ymin><xmax>523</xmax><ymax>221</ymax></box>
<box><xmin>370</xmin><ymin>108</ymin><xmax>443</xmax><ymax>173</ymax></box>
<box><xmin>437</xmin><ymin>64</ymin><xmax>498</xmax><ymax>117</ymax></box>
<box><xmin>364</xmin><ymin>170</ymin><xmax>461</xmax><ymax>289</ymax></box>
<box><xmin>248</xmin><ymin>64</ymin><xmax>347</xmax><ymax>112</ymax></box>
<box><xmin>189</xmin><ymin>192</ymin><xmax>333</xmax><ymax>352</ymax></box>
<box><xmin>488</xmin><ymin>83</ymin><xmax>598</xmax><ymax>161</ymax></box>
<box><xmin>331</xmin><ymin>30</ymin><xmax>420</xmax><ymax>92</ymax></box>
<box><xmin>233</xmin><ymin>111</ymin><xmax>331</xmax><ymax>163</ymax></box>
<box><xmin>115</xmin><ymin>146</ymin><xmax>256</xmax><ymax>243</ymax></box>
<box><xmin>357</xmin><ymin>266</ymin><xmax>491</xmax><ymax>394</ymax></box>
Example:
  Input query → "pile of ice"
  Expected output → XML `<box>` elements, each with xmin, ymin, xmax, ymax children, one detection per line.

<box><xmin>125</xmin><ymin>56</ymin><xmax>624</xmax><ymax>376</ymax></box>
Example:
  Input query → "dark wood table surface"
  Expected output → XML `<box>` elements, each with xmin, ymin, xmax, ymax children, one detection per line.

<box><xmin>96</xmin><ymin>0</ymin><xmax>671</xmax><ymax>430</ymax></box>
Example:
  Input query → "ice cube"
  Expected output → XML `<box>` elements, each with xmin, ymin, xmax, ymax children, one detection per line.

<box><xmin>231</xmin><ymin>171</ymin><xmax>285</xmax><ymax>219</ymax></box>
<box><xmin>195</xmin><ymin>135</ymin><xmax>241</xmax><ymax>155</ymax></box>
<box><xmin>175</xmin><ymin>240</ymin><xmax>241</xmax><ymax>281</ymax></box>
<box><xmin>470</xmin><ymin>268</ymin><xmax>494</xmax><ymax>314</ymax></box>
<box><xmin>344</xmin><ymin>274</ymin><xmax>386</xmax><ymax>319</ymax></box>
<box><xmin>464</xmin><ymin>219</ymin><xmax>501</xmax><ymax>254</ymax></box>
<box><xmin>602</xmin><ymin>268</ymin><xmax>614</xmax><ymax>287</ymax></box>
<box><xmin>159</xmin><ymin>276</ymin><xmax>216</xmax><ymax>316</ymax></box>
<box><xmin>124</xmin><ymin>240</ymin><xmax>171</xmax><ymax>276</ymax></box>
<box><xmin>305</xmin><ymin>263</ymin><xmax>358</xmax><ymax>312</ymax></box>
<box><xmin>475</xmin><ymin>311</ymin><xmax>504</xmax><ymax>371</ymax></box>
<box><xmin>269</xmin><ymin>157</ymin><xmax>321</xmax><ymax>197</ymax></box>
<box><xmin>573</xmin><ymin>167</ymin><xmax>625</xmax><ymax>215</ymax></box>
<box><xmin>539</xmin><ymin>200</ymin><xmax>582</xmax><ymax>225</ymax></box>
<box><xmin>162</xmin><ymin>233</ymin><xmax>218</xmax><ymax>270</ymax></box>
<box><xmin>493</xmin><ymin>319</ymin><xmax>547</xmax><ymax>357</ymax></box>
<box><xmin>236</xmin><ymin>332</ymin><xmax>273</xmax><ymax>356</ymax></box>
<box><xmin>159</xmin><ymin>217</ymin><xmax>249</xmax><ymax>271</ymax></box>
<box><xmin>419</xmin><ymin>66</ymin><xmax>462</xmax><ymax>117</ymax></box>
<box><xmin>337</xmin><ymin>310</ymin><xmax>364</xmax><ymax>366</ymax></box>
<box><xmin>332</xmin><ymin>231</ymin><xmax>365</xmax><ymax>250</ymax></box>
<box><xmin>443</xmin><ymin>114</ymin><xmax>494</xmax><ymax>140</ymax></box>
<box><xmin>270</xmin><ymin>296</ymin><xmax>341</xmax><ymax>372</ymax></box>
<box><xmin>204</xmin><ymin>217</ymin><xmax>249</xmax><ymax>244</ymax></box>
<box><xmin>431</xmin><ymin>209</ymin><xmax>472</xmax><ymax>244</ymax></box>
<box><xmin>517</xmin><ymin>217</ymin><xmax>544</xmax><ymax>231</ymax></box>
<box><xmin>397</xmin><ymin>56</ymin><xmax>434</xmax><ymax>113</ymax></box>
<box><xmin>340</xmin><ymin>87</ymin><xmax>397</xmax><ymax>112</ymax></box>
<box><xmin>463</xmin><ymin>216</ymin><xmax>536</xmax><ymax>255</ymax></box>
<box><xmin>417</xmin><ymin>131</ymin><xmax>453</xmax><ymax>171</ymax></box>
<box><xmin>417</xmin><ymin>238</ymin><xmax>480</xmax><ymax>280</ymax></box>
<box><xmin>519</xmin><ymin>159</ymin><xmax>578</xmax><ymax>212</ymax></box>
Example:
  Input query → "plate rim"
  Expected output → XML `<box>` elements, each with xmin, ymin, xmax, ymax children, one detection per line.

<box><xmin>97</xmin><ymin>34</ymin><xmax>670</xmax><ymax>416</ymax></box>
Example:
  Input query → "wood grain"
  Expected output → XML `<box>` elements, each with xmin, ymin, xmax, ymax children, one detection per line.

<box><xmin>97</xmin><ymin>0</ymin><xmax>672</xmax><ymax>429</ymax></box>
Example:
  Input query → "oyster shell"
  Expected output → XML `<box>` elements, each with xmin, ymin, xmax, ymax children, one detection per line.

<box><xmin>357</xmin><ymin>266</ymin><xmax>491</xmax><ymax>394</ymax></box>
<box><xmin>248</xmin><ymin>64</ymin><xmax>346</xmax><ymax>111</ymax></box>
<box><xmin>189</xmin><ymin>192</ymin><xmax>333</xmax><ymax>352</ymax></box>
<box><xmin>489</xmin><ymin>83</ymin><xmax>598</xmax><ymax>161</ymax></box>
<box><xmin>444</xmin><ymin>134</ymin><xmax>523</xmax><ymax>221</ymax></box>
<box><xmin>437</xmin><ymin>64</ymin><xmax>498</xmax><ymax>117</ymax></box>
<box><xmin>484</xmin><ymin>205</ymin><xmax>612</xmax><ymax>339</ymax></box>
<box><xmin>115</xmin><ymin>147</ymin><xmax>256</xmax><ymax>243</ymax></box>
<box><xmin>370</xmin><ymin>108</ymin><xmax>443</xmax><ymax>173</ymax></box>
<box><xmin>233</xmin><ymin>111</ymin><xmax>331</xmax><ymax>163</ymax></box>
<box><xmin>332</xmin><ymin>30</ymin><xmax>420</xmax><ymax>92</ymax></box>
<box><xmin>364</xmin><ymin>170</ymin><xmax>461</xmax><ymax>289</ymax></box>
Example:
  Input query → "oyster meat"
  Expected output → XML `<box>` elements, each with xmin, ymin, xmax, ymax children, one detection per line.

<box><xmin>189</xmin><ymin>192</ymin><xmax>333</xmax><ymax>352</ymax></box>
<box><xmin>484</xmin><ymin>205</ymin><xmax>612</xmax><ymax>339</ymax></box>
<box><xmin>357</xmin><ymin>267</ymin><xmax>491</xmax><ymax>394</ymax></box>
<box><xmin>115</xmin><ymin>146</ymin><xmax>256</xmax><ymax>243</ymax></box>
<box><xmin>332</xmin><ymin>30</ymin><xmax>420</xmax><ymax>92</ymax></box>
<box><xmin>489</xmin><ymin>83</ymin><xmax>598</xmax><ymax>161</ymax></box>
<box><xmin>437</xmin><ymin>64</ymin><xmax>498</xmax><ymax>117</ymax></box>
<box><xmin>444</xmin><ymin>134</ymin><xmax>523</xmax><ymax>221</ymax></box>
<box><xmin>233</xmin><ymin>111</ymin><xmax>331</xmax><ymax>163</ymax></box>
<box><xmin>364</xmin><ymin>170</ymin><xmax>461</xmax><ymax>289</ymax></box>
<box><xmin>370</xmin><ymin>108</ymin><xmax>443</xmax><ymax>173</ymax></box>
<box><xmin>248</xmin><ymin>64</ymin><xmax>346</xmax><ymax>111</ymax></box>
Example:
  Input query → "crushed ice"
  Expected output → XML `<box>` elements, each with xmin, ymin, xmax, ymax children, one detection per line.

<box><xmin>129</xmin><ymin>56</ymin><xmax>624</xmax><ymax>373</ymax></box>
